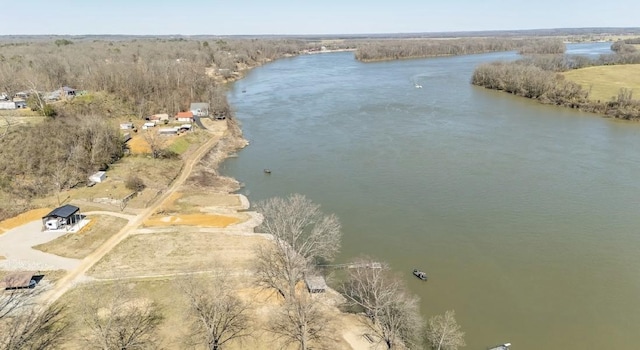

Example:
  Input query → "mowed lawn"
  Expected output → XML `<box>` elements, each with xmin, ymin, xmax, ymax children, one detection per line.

<box><xmin>563</xmin><ymin>64</ymin><xmax>640</xmax><ymax>102</ymax></box>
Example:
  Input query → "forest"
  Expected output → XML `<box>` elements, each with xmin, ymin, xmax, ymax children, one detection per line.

<box><xmin>0</xmin><ymin>37</ymin><xmax>330</xmax><ymax>219</ymax></box>
<box><xmin>471</xmin><ymin>40</ymin><xmax>640</xmax><ymax>119</ymax></box>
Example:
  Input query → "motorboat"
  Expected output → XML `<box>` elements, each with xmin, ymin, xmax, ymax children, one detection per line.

<box><xmin>413</xmin><ymin>269</ymin><xmax>427</xmax><ymax>281</ymax></box>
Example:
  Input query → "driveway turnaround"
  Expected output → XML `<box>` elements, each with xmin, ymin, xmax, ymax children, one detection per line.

<box><xmin>0</xmin><ymin>220</ymin><xmax>81</xmax><ymax>271</ymax></box>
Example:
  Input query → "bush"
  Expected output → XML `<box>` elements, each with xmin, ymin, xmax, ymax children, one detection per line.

<box><xmin>125</xmin><ymin>174</ymin><xmax>145</xmax><ymax>192</ymax></box>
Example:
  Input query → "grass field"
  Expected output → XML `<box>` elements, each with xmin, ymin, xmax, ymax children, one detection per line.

<box><xmin>562</xmin><ymin>64</ymin><xmax>640</xmax><ymax>102</ymax></box>
<box><xmin>33</xmin><ymin>215</ymin><xmax>128</xmax><ymax>259</ymax></box>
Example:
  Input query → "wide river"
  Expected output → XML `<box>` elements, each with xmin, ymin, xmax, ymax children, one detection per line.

<box><xmin>223</xmin><ymin>43</ymin><xmax>640</xmax><ymax>349</ymax></box>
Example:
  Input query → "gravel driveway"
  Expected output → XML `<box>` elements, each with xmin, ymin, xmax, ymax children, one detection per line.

<box><xmin>0</xmin><ymin>220</ymin><xmax>81</xmax><ymax>271</ymax></box>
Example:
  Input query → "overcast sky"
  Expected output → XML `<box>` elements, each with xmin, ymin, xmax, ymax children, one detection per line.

<box><xmin>1</xmin><ymin>0</ymin><xmax>638</xmax><ymax>35</ymax></box>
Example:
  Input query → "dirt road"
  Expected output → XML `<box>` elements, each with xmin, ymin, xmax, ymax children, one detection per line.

<box><xmin>41</xmin><ymin>132</ymin><xmax>222</xmax><ymax>305</ymax></box>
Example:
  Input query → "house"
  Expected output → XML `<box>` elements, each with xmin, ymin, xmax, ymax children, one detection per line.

<box><xmin>89</xmin><ymin>171</ymin><xmax>106</xmax><ymax>183</ymax></box>
<box><xmin>61</xmin><ymin>86</ymin><xmax>76</xmax><ymax>97</ymax></box>
<box><xmin>142</xmin><ymin>122</ymin><xmax>156</xmax><ymax>130</ymax></box>
<box><xmin>190</xmin><ymin>102</ymin><xmax>210</xmax><ymax>117</ymax></box>
<box><xmin>42</xmin><ymin>204</ymin><xmax>81</xmax><ymax>231</ymax></box>
<box><xmin>1</xmin><ymin>271</ymin><xmax>39</xmax><ymax>290</ymax></box>
<box><xmin>14</xmin><ymin>91</ymin><xmax>29</xmax><ymax>100</ymax></box>
<box><xmin>158</xmin><ymin>127</ymin><xmax>179</xmax><ymax>135</ymax></box>
<box><xmin>14</xmin><ymin>100</ymin><xmax>27</xmax><ymax>109</ymax></box>
<box><xmin>120</xmin><ymin>123</ymin><xmax>134</xmax><ymax>130</ymax></box>
<box><xmin>175</xmin><ymin>111</ymin><xmax>194</xmax><ymax>122</ymax></box>
<box><xmin>122</xmin><ymin>132</ymin><xmax>132</xmax><ymax>143</ymax></box>
<box><xmin>148</xmin><ymin>113</ymin><xmax>169</xmax><ymax>123</ymax></box>
<box><xmin>304</xmin><ymin>275</ymin><xmax>327</xmax><ymax>293</ymax></box>
<box><xmin>179</xmin><ymin>124</ymin><xmax>192</xmax><ymax>132</ymax></box>
<box><xmin>0</xmin><ymin>93</ymin><xmax>8</xmax><ymax>101</ymax></box>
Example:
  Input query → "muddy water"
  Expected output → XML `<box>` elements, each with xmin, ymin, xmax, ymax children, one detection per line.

<box><xmin>223</xmin><ymin>43</ymin><xmax>640</xmax><ymax>349</ymax></box>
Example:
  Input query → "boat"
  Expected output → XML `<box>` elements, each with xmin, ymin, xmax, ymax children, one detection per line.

<box><xmin>414</xmin><ymin>83</ymin><xmax>423</xmax><ymax>89</ymax></box>
<box><xmin>412</xmin><ymin>269</ymin><xmax>427</xmax><ymax>281</ymax></box>
<box><xmin>487</xmin><ymin>342</ymin><xmax>511</xmax><ymax>350</ymax></box>
<box><xmin>263</xmin><ymin>169</ymin><xmax>272</xmax><ymax>174</ymax></box>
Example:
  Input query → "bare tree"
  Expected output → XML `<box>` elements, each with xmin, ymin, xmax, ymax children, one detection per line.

<box><xmin>342</xmin><ymin>259</ymin><xmax>423</xmax><ymax>349</ymax></box>
<box><xmin>0</xmin><ymin>284</ymin><xmax>68</xmax><ymax>350</ymax></box>
<box><xmin>79</xmin><ymin>286</ymin><xmax>163</xmax><ymax>350</ymax></box>
<box><xmin>425</xmin><ymin>310</ymin><xmax>465</xmax><ymax>350</ymax></box>
<box><xmin>268</xmin><ymin>294</ymin><xmax>334</xmax><ymax>350</ymax></box>
<box><xmin>254</xmin><ymin>194</ymin><xmax>341</xmax><ymax>298</ymax></box>
<box><xmin>141</xmin><ymin>130</ymin><xmax>167</xmax><ymax>159</ymax></box>
<box><xmin>179</xmin><ymin>274</ymin><xmax>251</xmax><ymax>350</ymax></box>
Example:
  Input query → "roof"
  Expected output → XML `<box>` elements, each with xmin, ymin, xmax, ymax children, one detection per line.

<box><xmin>150</xmin><ymin>113</ymin><xmax>169</xmax><ymax>120</ymax></box>
<box><xmin>176</xmin><ymin>111</ymin><xmax>194</xmax><ymax>118</ymax></box>
<box><xmin>190</xmin><ymin>102</ymin><xmax>209</xmax><ymax>109</ymax></box>
<box><xmin>304</xmin><ymin>275</ymin><xmax>327</xmax><ymax>291</ymax></box>
<box><xmin>43</xmin><ymin>204</ymin><xmax>79</xmax><ymax>219</ymax></box>
<box><xmin>1</xmin><ymin>271</ymin><xmax>36</xmax><ymax>289</ymax></box>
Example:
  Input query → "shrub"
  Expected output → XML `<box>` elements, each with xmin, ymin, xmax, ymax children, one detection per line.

<box><xmin>125</xmin><ymin>174</ymin><xmax>145</xmax><ymax>192</ymax></box>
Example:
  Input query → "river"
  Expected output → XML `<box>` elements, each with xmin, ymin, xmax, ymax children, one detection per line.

<box><xmin>222</xmin><ymin>42</ymin><xmax>640</xmax><ymax>349</ymax></box>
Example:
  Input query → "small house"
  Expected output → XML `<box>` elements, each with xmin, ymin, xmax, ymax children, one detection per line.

<box><xmin>148</xmin><ymin>113</ymin><xmax>169</xmax><ymax>123</ymax></box>
<box><xmin>120</xmin><ymin>123</ymin><xmax>134</xmax><ymax>130</ymax></box>
<box><xmin>179</xmin><ymin>124</ymin><xmax>192</xmax><ymax>131</ymax></box>
<box><xmin>14</xmin><ymin>91</ymin><xmax>29</xmax><ymax>100</ymax></box>
<box><xmin>190</xmin><ymin>102</ymin><xmax>210</xmax><ymax>117</ymax></box>
<box><xmin>175</xmin><ymin>111</ymin><xmax>194</xmax><ymax>123</ymax></box>
<box><xmin>158</xmin><ymin>127</ymin><xmax>179</xmax><ymax>135</ymax></box>
<box><xmin>304</xmin><ymin>275</ymin><xmax>327</xmax><ymax>293</ymax></box>
<box><xmin>14</xmin><ymin>100</ymin><xmax>27</xmax><ymax>109</ymax></box>
<box><xmin>42</xmin><ymin>204</ymin><xmax>81</xmax><ymax>231</ymax></box>
<box><xmin>89</xmin><ymin>171</ymin><xmax>106</xmax><ymax>183</ymax></box>
<box><xmin>61</xmin><ymin>86</ymin><xmax>76</xmax><ymax>97</ymax></box>
<box><xmin>142</xmin><ymin>122</ymin><xmax>156</xmax><ymax>130</ymax></box>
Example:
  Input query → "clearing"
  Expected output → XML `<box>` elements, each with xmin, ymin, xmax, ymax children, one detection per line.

<box><xmin>0</xmin><ymin>207</ymin><xmax>51</xmax><ymax>233</ymax></box>
<box><xmin>563</xmin><ymin>64</ymin><xmax>640</xmax><ymax>102</ymax></box>
<box><xmin>87</xmin><ymin>230</ymin><xmax>267</xmax><ymax>279</ymax></box>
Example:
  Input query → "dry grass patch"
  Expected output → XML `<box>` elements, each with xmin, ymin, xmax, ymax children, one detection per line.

<box><xmin>563</xmin><ymin>64</ymin><xmax>640</xmax><ymax>102</ymax></box>
<box><xmin>178</xmin><ymin>192</ymin><xmax>242</xmax><ymax>208</ymax></box>
<box><xmin>33</xmin><ymin>215</ymin><xmax>128</xmax><ymax>259</ymax></box>
<box><xmin>143</xmin><ymin>213</ymin><xmax>241</xmax><ymax>228</ymax></box>
<box><xmin>88</xmin><ymin>231</ymin><xmax>266</xmax><ymax>279</ymax></box>
<box><xmin>0</xmin><ymin>207</ymin><xmax>51</xmax><ymax>233</ymax></box>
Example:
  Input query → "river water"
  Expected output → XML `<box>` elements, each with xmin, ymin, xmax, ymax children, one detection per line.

<box><xmin>223</xmin><ymin>43</ymin><xmax>640</xmax><ymax>349</ymax></box>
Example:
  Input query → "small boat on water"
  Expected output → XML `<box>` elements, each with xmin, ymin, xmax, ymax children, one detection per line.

<box><xmin>487</xmin><ymin>342</ymin><xmax>511</xmax><ymax>350</ymax></box>
<box><xmin>412</xmin><ymin>269</ymin><xmax>427</xmax><ymax>281</ymax></box>
<box><xmin>414</xmin><ymin>83</ymin><xmax>423</xmax><ymax>88</ymax></box>
<box><xmin>263</xmin><ymin>169</ymin><xmax>272</xmax><ymax>174</ymax></box>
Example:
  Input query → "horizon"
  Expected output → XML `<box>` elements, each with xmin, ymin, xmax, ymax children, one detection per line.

<box><xmin>1</xmin><ymin>0</ymin><xmax>639</xmax><ymax>36</ymax></box>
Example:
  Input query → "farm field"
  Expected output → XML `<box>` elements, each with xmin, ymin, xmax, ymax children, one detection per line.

<box><xmin>563</xmin><ymin>64</ymin><xmax>640</xmax><ymax>102</ymax></box>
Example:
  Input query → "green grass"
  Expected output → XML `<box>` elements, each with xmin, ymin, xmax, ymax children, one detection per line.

<box><xmin>562</xmin><ymin>64</ymin><xmax>640</xmax><ymax>102</ymax></box>
<box><xmin>167</xmin><ymin>137</ymin><xmax>190</xmax><ymax>155</ymax></box>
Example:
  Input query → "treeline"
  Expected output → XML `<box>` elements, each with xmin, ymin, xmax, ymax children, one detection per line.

<box><xmin>472</xmin><ymin>53</ymin><xmax>640</xmax><ymax>119</ymax></box>
<box><xmin>0</xmin><ymin>38</ymin><xmax>315</xmax><ymax>117</ymax></box>
<box><xmin>611</xmin><ymin>37</ymin><xmax>640</xmax><ymax>54</ymax></box>
<box><xmin>354</xmin><ymin>38</ymin><xmax>565</xmax><ymax>62</ymax></box>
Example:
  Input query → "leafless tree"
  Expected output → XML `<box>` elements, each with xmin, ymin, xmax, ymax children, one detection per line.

<box><xmin>425</xmin><ymin>310</ymin><xmax>465</xmax><ymax>350</ymax></box>
<box><xmin>342</xmin><ymin>258</ymin><xmax>423</xmax><ymax>349</ymax></box>
<box><xmin>141</xmin><ymin>130</ymin><xmax>166</xmax><ymax>159</ymax></box>
<box><xmin>178</xmin><ymin>274</ymin><xmax>251</xmax><ymax>350</ymax></box>
<box><xmin>0</xmin><ymin>284</ymin><xmax>68</xmax><ymax>350</ymax></box>
<box><xmin>254</xmin><ymin>194</ymin><xmax>341</xmax><ymax>299</ymax></box>
<box><xmin>268</xmin><ymin>294</ymin><xmax>334</xmax><ymax>350</ymax></box>
<box><xmin>79</xmin><ymin>286</ymin><xmax>163</xmax><ymax>350</ymax></box>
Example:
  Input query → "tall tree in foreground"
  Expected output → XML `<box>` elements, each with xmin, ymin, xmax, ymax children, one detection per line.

<box><xmin>342</xmin><ymin>258</ymin><xmax>423</xmax><ymax>349</ymax></box>
<box><xmin>254</xmin><ymin>193</ymin><xmax>341</xmax><ymax>298</ymax></box>
<box><xmin>79</xmin><ymin>286</ymin><xmax>163</xmax><ymax>350</ymax></box>
<box><xmin>0</xmin><ymin>284</ymin><xmax>68</xmax><ymax>350</ymax></box>
<box><xmin>179</xmin><ymin>274</ymin><xmax>251</xmax><ymax>350</ymax></box>
<box><xmin>425</xmin><ymin>310</ymin><xmax>465</xmax><ymax>350</ymax></box>
<box><xmin>268</xmin><ymin>294</ymin><xmax>334</xmax><ymax>350</ymax></box>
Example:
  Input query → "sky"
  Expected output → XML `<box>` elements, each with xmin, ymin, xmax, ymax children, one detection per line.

<box><xmin>1</xmin><ymin>0</ymin><xmax>639</xmax><ymax>36</ymax></box>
